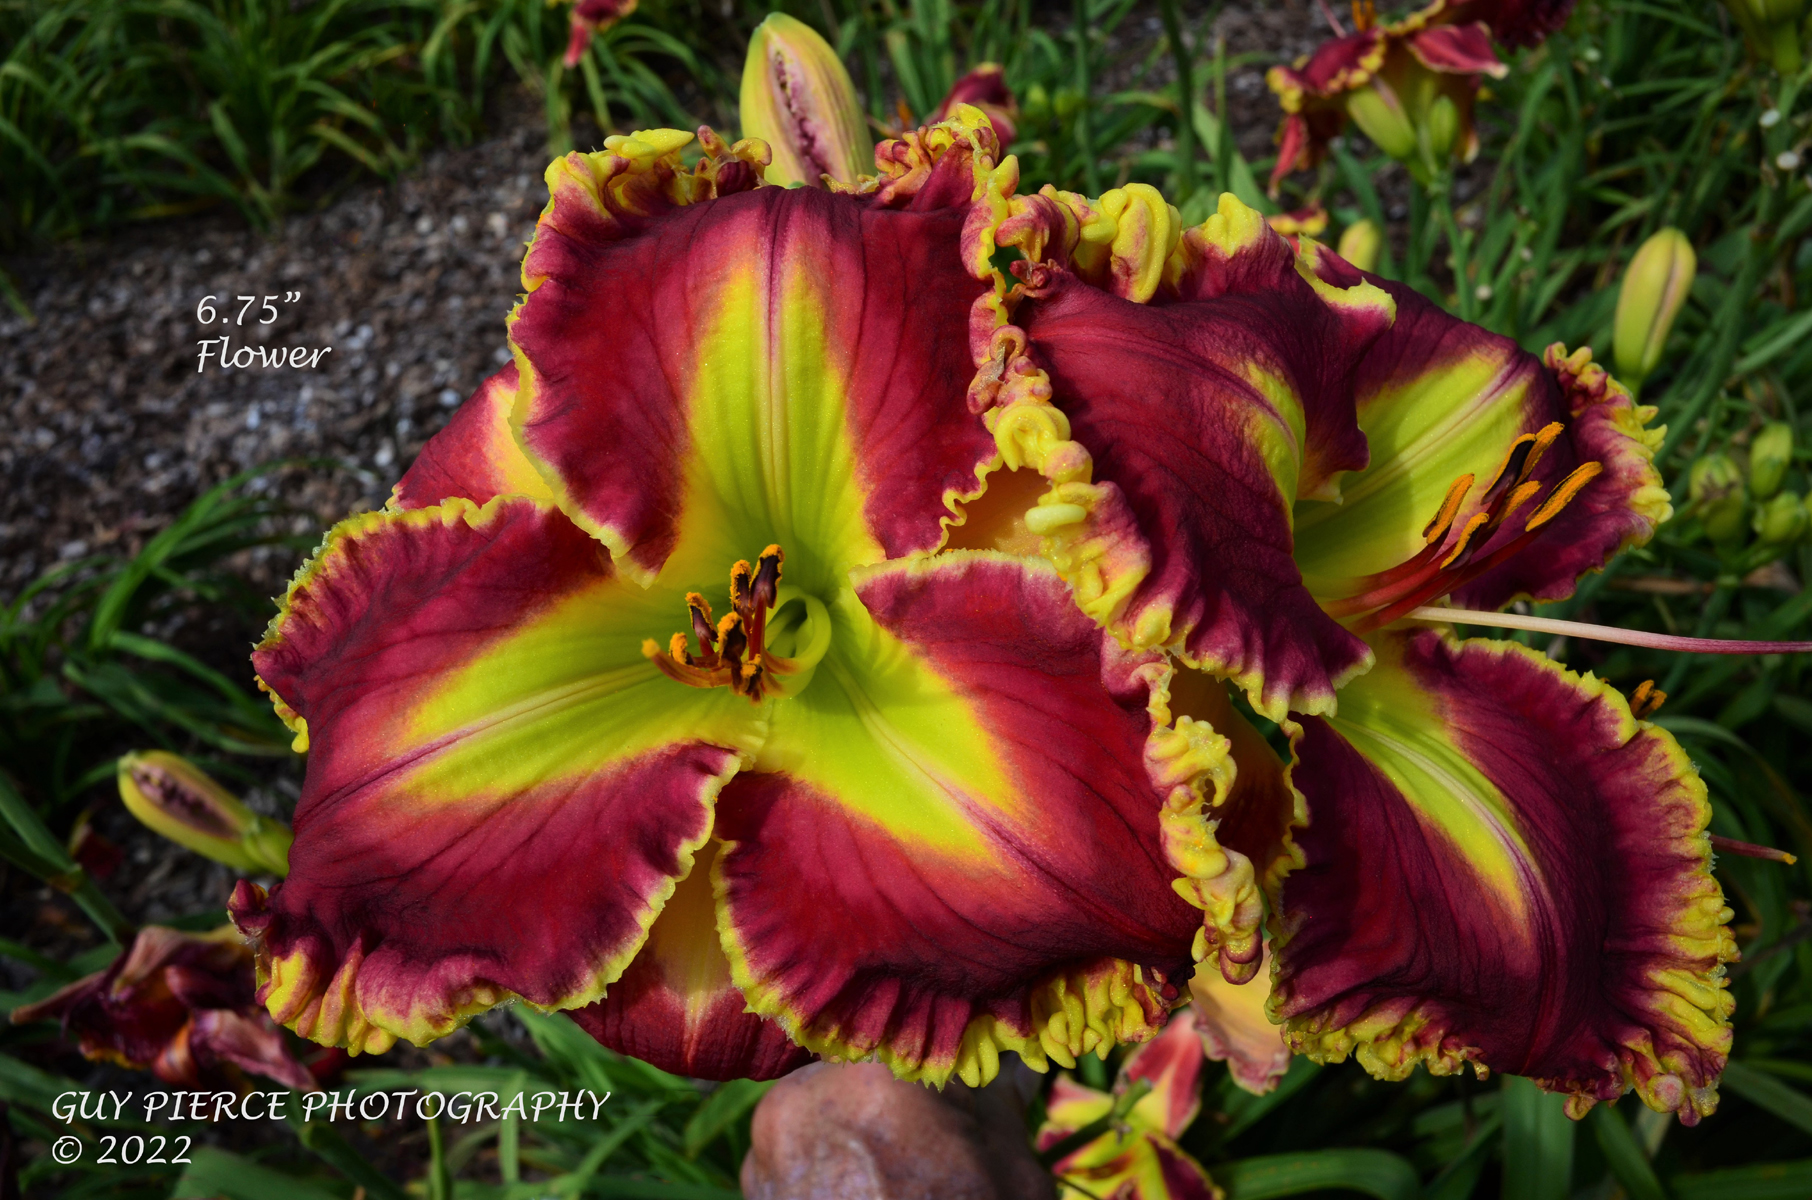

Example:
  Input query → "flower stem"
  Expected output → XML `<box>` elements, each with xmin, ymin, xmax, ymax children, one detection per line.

<box><xmin>1404</xmin><ymin>606</ymin><xmax>1812</xmax><ymax>654</ymax></box>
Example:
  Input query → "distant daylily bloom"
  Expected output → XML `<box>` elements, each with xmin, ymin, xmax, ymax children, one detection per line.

<box><xmin>963</xmin><ymin>179</ymin><xmax>1735</xmax><ymax>1119</ymax></box>
<box><xmin>229</xmin><ymin>111</ymin><xmax>1263</xmax><ymax>1086</ymax></box>
<box><xmin>11</xmin><ymin>926</ymin><xmax>313</xmax><ymax>1092</ymax></box>
<box><xmin>1266</xmin><ymin>0</ymin><xmax>1512</xmax><ymax>191</ymax></box>
<box><xmin>562</xmin><ymin>0</ymin><xmax>637</xmax><ymax>68</ymax></box>
<box><xmin>1038</xmin><ymin>1011</ymin><xmax>1219</xmax><ymax>1200</ymax></box>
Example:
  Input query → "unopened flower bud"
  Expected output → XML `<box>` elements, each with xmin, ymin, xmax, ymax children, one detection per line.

<box><xmin>739</xmin><ymin>14</ymin><xmax>872</xmax><ymax>188</ymax></box>
<box><xmin>1721</xmin><ymin>0</ymin><xmax>1808</xmax><ymax>70</ymax></box>
<box><xmin>1423</xmin><ymin>94</ymin><xmax>1461</xmax><ymax>162</ymax></box>
<box><xmin>1753</xmin><ymin>491</ymin><xmax>1809</xmax><ymax>545</ymax></box>
<box><xmin>118</xmin><ymin>751</ymin><xmax>291</xmax><ymax>875</ymax></box>
<box><xmin>1337</xmin><ymin>219</ymin><xmax>1383</xmax><ymax>272</ymax></box>
<box><xmin>1689</xmin><ymin>454</ymin><xmax>1748</xmax><ymax>545</ymax></box>
<box><xmin>1750</xmin><ymin>421</ymin><xmax>1795</xmax><ymax>499</ymax></box>
<box><xmin>1346</xmin><ymin>82</ymin><xmax>1418</xmax><ymax>161</ymax></box>
<box><xmin>1023</xmin><ymin>82</ymin><xmax>1051</xmax><ymax>124</ymax></box>
<box><xmin>1613</xmin><ymin>227</ymin><xmax>1696</xmax><ymax>387</ymax></box>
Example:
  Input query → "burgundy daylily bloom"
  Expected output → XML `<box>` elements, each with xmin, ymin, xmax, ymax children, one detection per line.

<box><xmin>563</xmin><ymin>0</ymin><xmax>637</xmax><ymax>68</ymax></box>
<box><xmin>1266</xmin><ymin>0</ymin><xmax>1510</xmax><ymax>192</ymax></box>
<box><xmin>11</xmin><ymin>926</ymin><xmax>313</xmax><ymax>1092</ymax></box>
<box><xmin>230</xmin><ymin>113</ymin><xmax>1270</xmax><ymax>1087</ymax></box>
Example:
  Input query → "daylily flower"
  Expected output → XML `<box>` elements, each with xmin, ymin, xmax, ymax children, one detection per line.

<box><xmin>1266</xmin><ymin>0</ymin><xmax>1511</xmax><ymax>191</ymax></box>
<box><xmin>228</xmin><ymin>112</ymin><xmax>1270</xmax><ymax>1086</ymax></box>
<box><xmin>11</xmin><ymin>926</ymin><xmax>313</xmax><ymax>1091</ymax></box>
<box><xmin>965</xmin><ymin>180</ymin><xmax>1736</xmax><ymax>1120</ymax></box>
<box><xmin>1037</xmin><ymin>1011</ymin><xmax>1218</xmax><ymax>1200</ymax></box>
<box><xmin>561</xmin><ymin>0</ymin><xmax>638</xmax><ymax>68</ymax></box>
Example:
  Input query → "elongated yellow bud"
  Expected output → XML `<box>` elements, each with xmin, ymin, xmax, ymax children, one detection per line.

<box><xmin>1337</xmin><ymin>219</ymin><xmax>1382</xmax><ymax>272</ymax></box>
<box><xmin>739</xmin><ymin>14</ymin><xmax>872</xmax><ymax>188</ymax></box>
<box><xmin>1613</xmin><ymin>227</ymin><xmax>1696</xmax><ymax>387</ymax></box>
<box><xmin>118</xmin><ymin>751</ymin><xmax>291</xmax><ymax>875</ymax></box>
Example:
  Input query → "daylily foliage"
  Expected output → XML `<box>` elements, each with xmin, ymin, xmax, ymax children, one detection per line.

<box><xmin>233</xmin><ymin>84</ymin><xmax>1735</xmax><ymax>1129</ymax></box>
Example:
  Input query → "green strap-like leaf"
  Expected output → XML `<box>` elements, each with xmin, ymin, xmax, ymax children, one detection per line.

<box><xmin>1220</xmin><ymin>1149</ymin><xmax>1422</xmax><ymax>1200</ymax></box>
<box><xmin>1589</xmin><ymin>1104</ymin><xmax>1669</xmax><ymax>1200</ymax></box>
<box><xmin>1669</xmin><ymin>1159</ymin><xmax>1812</xmax><ymax>1200</ymax></box>
<box><xmin>171</xmin><ymin>1148</ymin><xmax>341</xmax><ymax>1200</ymax></box>
<box><xmin>1501</xmin><ymin>1077</ymin><xmax>1574</xmax><ymax>1200</ymax></box>
<box><xmin>1721</xmin><ymin>1060</ymin><xmax>1812</xmax><ymax>1138</ymax></box>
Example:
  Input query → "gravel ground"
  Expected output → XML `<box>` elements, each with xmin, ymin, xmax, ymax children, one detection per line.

<box><xmin>0</xmin><ymin>104</ymin><xmax>554</xmax><ymax>602</ymax></box>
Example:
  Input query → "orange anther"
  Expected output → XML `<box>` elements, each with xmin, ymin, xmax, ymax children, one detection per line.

<box><xmin>1422</xmin><ymin>474</ymin><xmax>1475</xmax><ymax>543</ymax></box>
<box><xmin>1525</xmin><ymin>462</ymin><xmax>1603</xmax><ymax>531</ymax></box>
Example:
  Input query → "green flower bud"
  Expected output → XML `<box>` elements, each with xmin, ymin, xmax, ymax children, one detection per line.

<box><xmin>1613</xmin><ymin>228</ymin><xmax>1696</xmax><ymax>387</ymax></box>
<box><xmin>1721</xmin><ymin>0</ymin><xmax>1807</xmax><ymax>71</ymax></box>
<box><xmin>740</xmin><ymin>14</ymin><xmax>873</xmax><ymax>188</ymax></box>
<box><xmin>1749</xmin><ymin>420</ymin><xmax>1795</xmax><ymax>500</ymax></box>
<box><xmin>1023</xmin><ymin>82</ymin><xmax>1051</xmax><ymax>125</ymax></box>
<box><xmin>1346</xmin><ymin>82</ymin><xmax>1418</xmax><ymax>161</ymax></box>
<box><xmin>118</xmin><ymin>751</ymin><xmax>291</xmax><ymax>875</ymax></box>
<box><xmin>1753</xmin><ymin>491</ymin><xmax>1809</xmax><ymax>545</ymax></box>
<box><xmin>1689</xmin><ymin>454</ymin><xmax>1749</xmax><ymax>545</ymax></box>
<box><xmin>1337</xmin><ymin>219</ymin><xmax>1383</xmax><ymax>273</ymax></box>
<box><xmin>1423</xmin><ymin>94</ymin><xmax>1460</xmax><ymax>162</ymax></box>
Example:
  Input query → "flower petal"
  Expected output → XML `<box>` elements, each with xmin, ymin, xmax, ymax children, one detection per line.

<box><xmin>391</xmin><ymin>364</ymin><xmax>554</xmax><ymax>511</ymax></box>
<box><xmin>569</xmin><ymin>840</ymin><xmax>811</xmax><ymax>1081</ymax></box>
<box><xmin>1041</xmin><ymin>1076</ymin><xmax>1221</xmax><ymax>1200</ymax></box>
<box><xmin>1407</xmin><ymin>24</ymin><xmax>1508</xmax><ymax>76</ymax></box>
<box><xmin>1190</xmin><ymin>946</ymin><xmax>1291</xmax><ymax>1096</ymax></box>
<box><xmin>1271</xmin><ymin>628</ymin><xmax>1736</xmax><ymax>1122</ymax></box>
<box><xmin>715</xmin><ymin>552</ymin><xmax>1252</xmax><ymax>1086</ymax></box>
<box><xmin>1120</xmin><ymin>1009</ymin><xmax>1208</xmax><ymax>1137</ymax></box>
<box><xmin>238</xmin><ymin>496</ymin><xmax>766</xmax><ymax>1052</ymax></box>
<box><xmin>1293</xmin><ymin>253</ymin><xmax>1670</xmax><ymax>612</ymax></box>
<box><xmin>511</xmin><ymin>148</ymin><xmax>994</xmax><ymax>588</ymax></box>
<box><xmin>997</xmin><ymin>202</ymin><xmax>1394</xmax><ymax>717</ymax></box>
